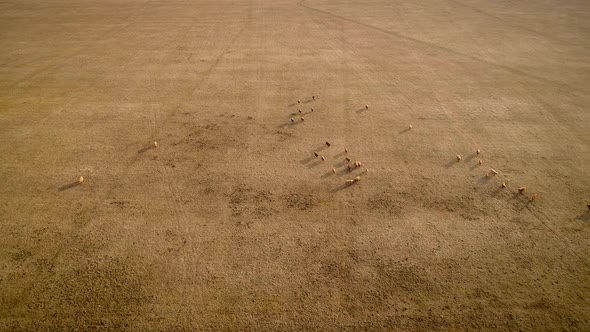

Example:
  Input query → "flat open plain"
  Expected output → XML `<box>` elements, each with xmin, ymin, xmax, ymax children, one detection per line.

<box><xmin>1</xmin><ymin>0</ymin><xmax>589</xmax><ymax>330</ymax></box>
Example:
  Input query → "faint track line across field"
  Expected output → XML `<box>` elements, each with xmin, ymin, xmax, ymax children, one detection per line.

<box><xmin>298</xmin><ymin>0</ymin><xmax>588</xmax><ymax>96</ymax></box>
<box><xmin>446</xmin><ymin>0</ymin><xmax>587</xmax><ymax>48</ymax></box>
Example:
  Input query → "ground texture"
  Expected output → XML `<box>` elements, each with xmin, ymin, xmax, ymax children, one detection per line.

<box><xmin>1</xmin><ymin>0</ymin><xmax>590</xmax><ymax>330</ymax></box>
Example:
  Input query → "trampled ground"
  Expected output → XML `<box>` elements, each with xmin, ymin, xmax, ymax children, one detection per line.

<box><xmin>1</xmin><ymin>0</ymin><xmax>589</xmax><ymax>330</ymax></box>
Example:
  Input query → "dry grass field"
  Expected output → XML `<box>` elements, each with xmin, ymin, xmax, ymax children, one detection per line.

<box><xmin>1</xmin><ymin>0</ymin><xmax>590</xmax><ymax>330</ymax></box>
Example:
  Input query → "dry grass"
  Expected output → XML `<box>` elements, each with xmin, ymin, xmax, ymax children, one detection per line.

<box><xmin>1</xmin><ymin>0</ymin><xmax>589</xmax><ymax>330</ymax></box>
